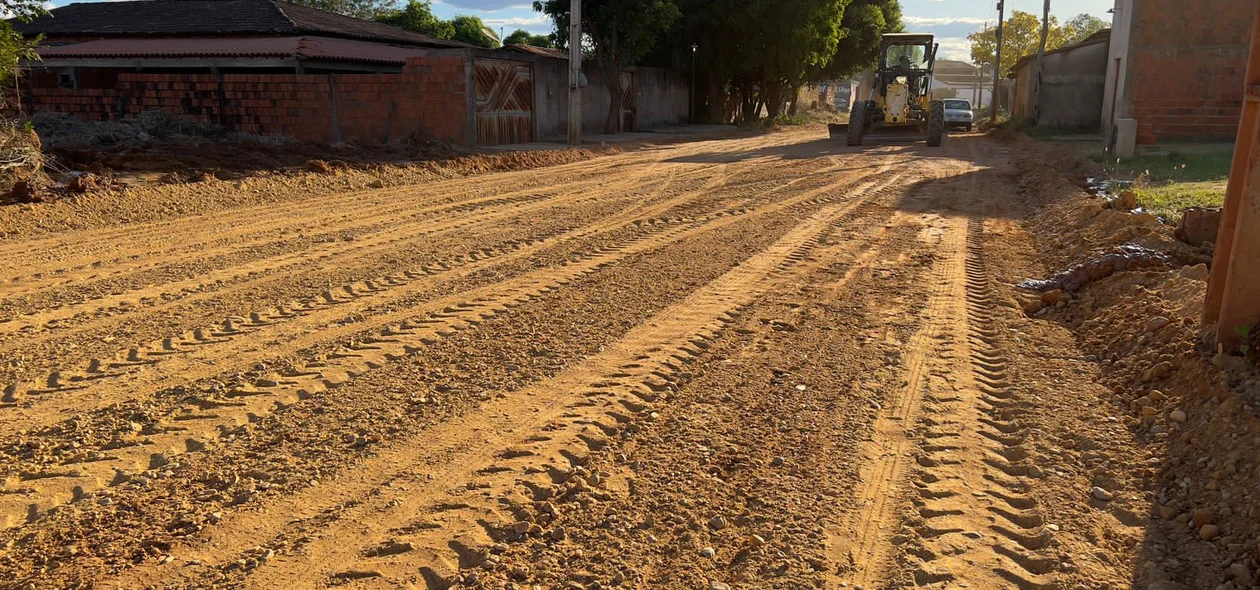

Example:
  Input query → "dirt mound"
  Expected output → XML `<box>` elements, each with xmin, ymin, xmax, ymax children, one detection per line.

<box><xmin>1017</xmin><ymin>148</ymin><xmax>1260</xmax><ymax>589</ymax></box>
<box><xmin>0</xmin><ymin>121</ymin><xmax>45</xmax><ymax>203</ymax></box>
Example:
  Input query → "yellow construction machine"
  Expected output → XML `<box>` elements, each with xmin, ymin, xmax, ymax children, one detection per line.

<box><xmin>829</xmin><ymin>33</ymin><xmax>945</xmax><ymax>147</ymax></box>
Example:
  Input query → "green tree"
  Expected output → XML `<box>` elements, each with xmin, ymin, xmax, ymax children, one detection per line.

<box><xmin>968</xmin><ymin>10</ymin><xmax>1063</xmax><ymax>77</ymax></box>
<box><xmin>535</xmin><ymin>0</ymin><xmax>680</xmax><ymax>133</ymax></box>
<box><xmin>2</xmin><ymin>0</ymin><xmax>45</xmax><ymax>88</ymax></box>
<box><xmin>451</xmin><ymin>15</ymin><xmax>501</xmax><ymax>48</ymax></box>
<box><xmin>288</xmin><ymin>0</ymin><xmax>398</xmax><ymax>20</ymax></box>
<box><xmin>504</xmin><ymin>29</ymin><xmax>554</xmax><ymax>48</ymax></box>
<box><xmin>826</xmin><ymin>0</ymin><xmax>903</xmax><ymax>79</ymax></box>
<box><xmin>1061</xmin><ymin>13</ymin><xmax>1107</xmax><ymax>45</ymax></box>
<box><xmin>751</xmin><ymin>0</ymin><xmax>850</xmax><ymax>118</ymax></box>
<box><xmin>376</xmin><ymin>0</ymin><xmax>456</xmax><ymax>39</ymax></box>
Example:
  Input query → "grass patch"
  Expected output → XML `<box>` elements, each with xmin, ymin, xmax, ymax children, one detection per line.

<box><xmin>1131</xmin><ymin>181</ymin><xmax>1227</xmax><ymax>225</ymax></box>
<box><xmin>1088</xmin><ymin>144</ymin><xmax>1232</xmax><ymax>225</ymax></box>
<box><xmin>1089</xmin><ymin>144</ymin><xmax>1233</xmax><ymax>183</ymax></box>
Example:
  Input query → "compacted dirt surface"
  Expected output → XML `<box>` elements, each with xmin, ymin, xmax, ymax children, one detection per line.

<box><xmin>2</xmin><ymin>129</ymin><xmax>1259</xmax><ymax>590</ymax></box>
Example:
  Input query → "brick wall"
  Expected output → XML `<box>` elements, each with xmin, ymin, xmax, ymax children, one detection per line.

<box><xmin>21</xmin><ymin>55</ymin><xmax>473</xmax><ymax>145</ymax></box>
<box><xmin>1128</xmin><ymin>0</ymin><xmax>1252</xmax><ymax>143</ymax></box>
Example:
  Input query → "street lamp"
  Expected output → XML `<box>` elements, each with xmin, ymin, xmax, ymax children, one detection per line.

<box><xmin>691</xmin><ymin>43</ymin><xmax>698</xmax><ymax>123</ymax></box>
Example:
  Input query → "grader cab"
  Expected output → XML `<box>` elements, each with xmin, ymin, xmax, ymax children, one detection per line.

<box><xmin>829</xmin><ymin>33</ymin><xmax>946</xmax><ymax>147</ymax></box>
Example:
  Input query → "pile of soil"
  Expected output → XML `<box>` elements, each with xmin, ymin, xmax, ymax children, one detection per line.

<box><xmin>0</xmin><ymin>144</ymin><xmax>617</xmax><ymax>237</ymax></box>
<box><xmin>1013</xmin><ymin>138</ymin><xmax>1260</xmax><ymax>590</ymax></box>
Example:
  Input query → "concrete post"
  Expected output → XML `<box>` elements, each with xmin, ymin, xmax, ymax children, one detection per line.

<box><xmin>991</xmin><ymin>1</ymin><xmax>1005</xmax><ymax>124</ymax></box>
<box><xmin>1205</xmin><ymin>2</ymin><xmax>1260</xmax><ymax>351</ymax></box>
<box><xmin>568</xmin><ymin>0</ymin><xmax>582</xmax><ymax>145</ymax></box>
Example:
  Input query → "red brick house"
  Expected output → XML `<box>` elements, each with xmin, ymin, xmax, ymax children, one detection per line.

<box><xmin>9</xmin><ymin>0</ymin><xmax>692</xmax><ymax>147</ymax></box>
<box><xmin>7</xmin><ymin>0</ymin><xmax>504</xmax><ymax>145</ymax></box>
<box><xmin>1102</xmin><ymin>0</ymin><xmax>1253</xmax><ymax>155</ymax></box>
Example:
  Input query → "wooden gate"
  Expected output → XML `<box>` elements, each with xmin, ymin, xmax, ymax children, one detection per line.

<box><xmin>619</xmin><ymin>71</ymin><xmax>636</xmax><ymax>132</ymax></box>
<box><xmin>474</xmin><ymin>59</ymin><xmax>535</xmax><ymax>145</ymax></box>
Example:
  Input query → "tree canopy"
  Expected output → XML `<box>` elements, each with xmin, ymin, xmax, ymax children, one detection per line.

<box><xmin>375</xmin><ymin>0</ymin><xmax>455</xmax><ymax>39</ymax></box>
<box><xmin>532</xmin><ymin>0</ymin><xmax>906</xmax><ymax>129</ymax></box>
<box><xmin>968</xmin><ymin>11</ymin><xmax>1105</xmax><ymax>76</ymax></box>
<box><xmin>1</xmin><ymin>0</ymin><xmax>44</xmax><ymax>85</ymax></box>
<box><xmin>290</xmin><ymin>0</ymin><xmax>397</xmax><ymax>20</ymax></box>
<box><xmin>504</xmin><ymin>29</ymin><xmax>555</xmax><ymax>48</ymax></box>
<box><xmin>826</xmin><ymin>0</ymin><xmax>903</xmax><ymax>78</ymax></box>
<box><xmin>451</xmin><ymin>15</ymin><xmax>502</xmax><ymax>48</ymax></box>
<box><xmin>1061</xmin><ymin>13</ymin><xmax>1108</xmax><ymax>45</ymax></box>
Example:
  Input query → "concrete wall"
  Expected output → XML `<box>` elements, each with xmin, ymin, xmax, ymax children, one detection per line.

<box><xmin>631</xmin><ymin>66</ymin><xmax>690</xmax><ymax>129</ymax></box>
<box><xmin>1012</xmin><ymin>38</ymin><xmax>1109</xmax><ymax>129</ymax></box>
<box><xmin>579</xmin><ymin>65</ymin><xmax>623</xmax><ymax>133</ymax></box>
<box><xmin>527</xmin><ymin>59</ymin><xmax>690</xmax><ymax>139</ymax></box>
<box><xmin>1120</xmin><ymin>0</ymin><xmax>1252</xmax><ymax>144</ymax></box>
<box><xmin>532</xmin><ymin>55</ymin><xmax>569</xmax><ymax>140</ymax></box>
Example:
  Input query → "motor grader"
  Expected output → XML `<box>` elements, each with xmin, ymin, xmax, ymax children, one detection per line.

<box><xmin>830</xmin><ymin>33</ymin><xmax>946</xmax><ymax>147</ymax></box>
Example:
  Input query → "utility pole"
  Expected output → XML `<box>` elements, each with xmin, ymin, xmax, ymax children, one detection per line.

<box><xmin>1032</xmin><ymin>0</ymin><xmax>1051</xmax><ymax>123</ymax></box>
<box><xmin>568</xmin><ymin>0</ymin><xmax>582</xmax><ymax>145</ymax></box>
<box><xmin>991</xmin><ymin>1</ymin><xmax>1004</xmax><ymax>124</ymax></box>
<box><xmin>690</xmin><ymin>43</ymin><xmax>698</xmax><ymax>123</ymax></box>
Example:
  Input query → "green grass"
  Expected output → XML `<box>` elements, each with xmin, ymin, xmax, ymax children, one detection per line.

<box><xmin>1090</xmin><ymin>145</ymin><xmax>1234</xmax><ymax>183</ymax></box>
<box><xmin>1088</xmin><ymin>144</ymin><xmax>1233</xmax><ymax>224</ymax></box>
<box><xmin>1130</xmin><ymin>181</ymin><xmax>1228</xmax><ymax>225</ymax></box>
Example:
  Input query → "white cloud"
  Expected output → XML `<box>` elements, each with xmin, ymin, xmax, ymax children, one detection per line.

<box><xmin>935</xmin><ymin>37</ymin><xmax>972</xmax><ymax>61</ymax></box>
<box><xmin>902</xmin><ymin>16</ymin><xmax>989</xmax><ymax>26</ymax></box>
<box><xmin>482</xmin><ymin>14</ymin><xmax>549</xmax><ymax>27</ymax></box>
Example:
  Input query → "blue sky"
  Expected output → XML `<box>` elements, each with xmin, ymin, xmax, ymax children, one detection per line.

<box><xmin>433</xmin><ymin>0</ymin><xmax>1114</xmax><ymax>62</ymax></box>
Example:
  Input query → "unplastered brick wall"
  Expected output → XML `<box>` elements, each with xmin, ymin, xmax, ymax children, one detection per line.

<box><xmin>22</xmin><ymin>55</ymin><xmax>473</xmax><ymax>145</ymax></box>
<box><xmin>1128</xmin><ymin>0</ymin><xmax>1251</xmax><ymax>143</ymax></box>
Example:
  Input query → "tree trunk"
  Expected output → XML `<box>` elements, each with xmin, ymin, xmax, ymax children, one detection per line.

<box><xmin>765</xmin><ymin>82</ymin><xmax>783</xmax><ymax>119</ymax></box>
<box><xmin>706</xmin><ymin>70</ymin><xmax>724</xmax><ymax>124</ymax></box>
<box><xmin>592</xmin><ymin>23</ymin><xmax>622</xmax><ymax>135</ymax></box>
<box><xmin>605</xmin><ymin>77</ymin><xmax>623</xmax><ymax>134</ymax></box>
<box><xmin>787</xmin><ymin>87</ymin><xmax>800</xmax><ymax>116</ymax></box>
<box><xmin>741</xmin><ymin>86</ymin><xmax>758</xmax><ymax>123</ymax></box>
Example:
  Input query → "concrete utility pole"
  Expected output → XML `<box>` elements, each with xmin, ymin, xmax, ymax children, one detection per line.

<box><xmin>991</xmin><ymin>1</ymin><xmax>1004</xmax><ymax>124</ymax></box>
<box><xmin>568</xmin><ymin>0</ymin><xmax>582</xmax><ymax>145</ymax></box>
<box><xmin>691</xmin><ymin>43</ymin><xmax>698</xmax><ymax>123</ymax></box>
<box><xmin>1032</xmin><ymin>0</ymin><xmax>1050</xmax><ymax>123</ymax></box>
<box><xmin>1205</xmin><ymin>2</ymin><xmax>1260</xmax><ymax>351</ymax></box>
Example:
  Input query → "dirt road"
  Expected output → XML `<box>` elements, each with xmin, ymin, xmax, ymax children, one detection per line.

<box><xmin>0</xmin><ymin>129</ymin><xmax>1248</xmax><ymax>589</ymax></box>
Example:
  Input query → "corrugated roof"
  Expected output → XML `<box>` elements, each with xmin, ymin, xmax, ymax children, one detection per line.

<box><xmin>35</xmin><ymin>35</ymin><xmax>433</xmax><ymax>64</ymax></box>
<box><xmin>500</xmin><ymin>44</ymin><xmax>567</xmax><ymax>60</ymax></box>
<box><xmin>12</xmin><ymin>0</ymin><xmax>468</xmax><ymax>48</ymax></box>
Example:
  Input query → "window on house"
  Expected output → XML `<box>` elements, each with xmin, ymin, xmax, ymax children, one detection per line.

<box><xmin>57</xmin><ymin>72</ymin><xmax>75</xmax><ymax>89</ymax></box>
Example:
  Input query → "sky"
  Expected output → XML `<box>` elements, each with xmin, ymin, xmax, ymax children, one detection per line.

<box><xmin>39</xmin><ymin>0</ymin><xmax>1114</xmax><ymax>63</ymax></box>
<box><xmin>431</xmin><ymin>0</ymin><xmax>1115</xmax><ymax>63</ymax></box>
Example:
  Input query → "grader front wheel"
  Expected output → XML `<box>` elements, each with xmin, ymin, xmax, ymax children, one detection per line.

<box><xmin>847</xmin><ymin>102</ymin><xmax>867</xmax><ymax>146</ymax></box>
<box><xmin>926</xmin><ymin>100</ymin><xmax>945</xmax><ymax>147</ymax></box>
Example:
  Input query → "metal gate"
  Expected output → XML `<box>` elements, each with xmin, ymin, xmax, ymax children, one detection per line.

<box><xmin>474</xmin><ymin>59</ymin><xmax>535</xmax><ymax>145</ymax></box>
<box><xmin>619</xmin><ymin>71</ymin><xmax>636</xmax><ymax>132</ymax></box>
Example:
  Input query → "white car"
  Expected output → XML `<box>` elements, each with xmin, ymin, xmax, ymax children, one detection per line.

<box><xmin>942</xmin><ymin>99</ymin><xmax>974</xmax><ymax>132</ymax></box>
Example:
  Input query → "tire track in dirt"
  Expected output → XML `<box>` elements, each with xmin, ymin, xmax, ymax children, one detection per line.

<box><xmin>0</xmin><ymin>157</ymin><xmax>826</xmax><ymax>431</ymax></box>
<box><xmin>0</xmin><ymin>162</ymin><xmax>670</xmax><ymax>327</ymax></box>
<box><xmin>108</xmin><ymin>164</ymin><xmax>914</xmax><ymax>590</ymax></box>
<box><xmin>0</xmin><ymin>131</ymin><xmax>784</xmax><ymax>280</ymax></box>
<box><xmin>0</xmin><ymin>161</ymin><xmax>890</xmax><ymax>532</ymax></box>
<box><xmin>0</xmin><ymin>144</ymin><xmax>826</xmax><ymax>355</ymax></box>
<box><xmin>825</xmin><ymin>213</ymin><xmax>968</xmax><ymax>588</ymax></box>
<box><xmin>0</xmin><ymin>158</ymin><xmax>630</xmax><ymax>288</ymax></box>
<box><xmin>0</xmin><ymin>170</ymin><xmax>616</xmax><ymax>297</ymax></box>
<box><xmin>890</xmin><ymin>217</ymin><xmax>1055</xmax><ymax>589</ymax></box>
